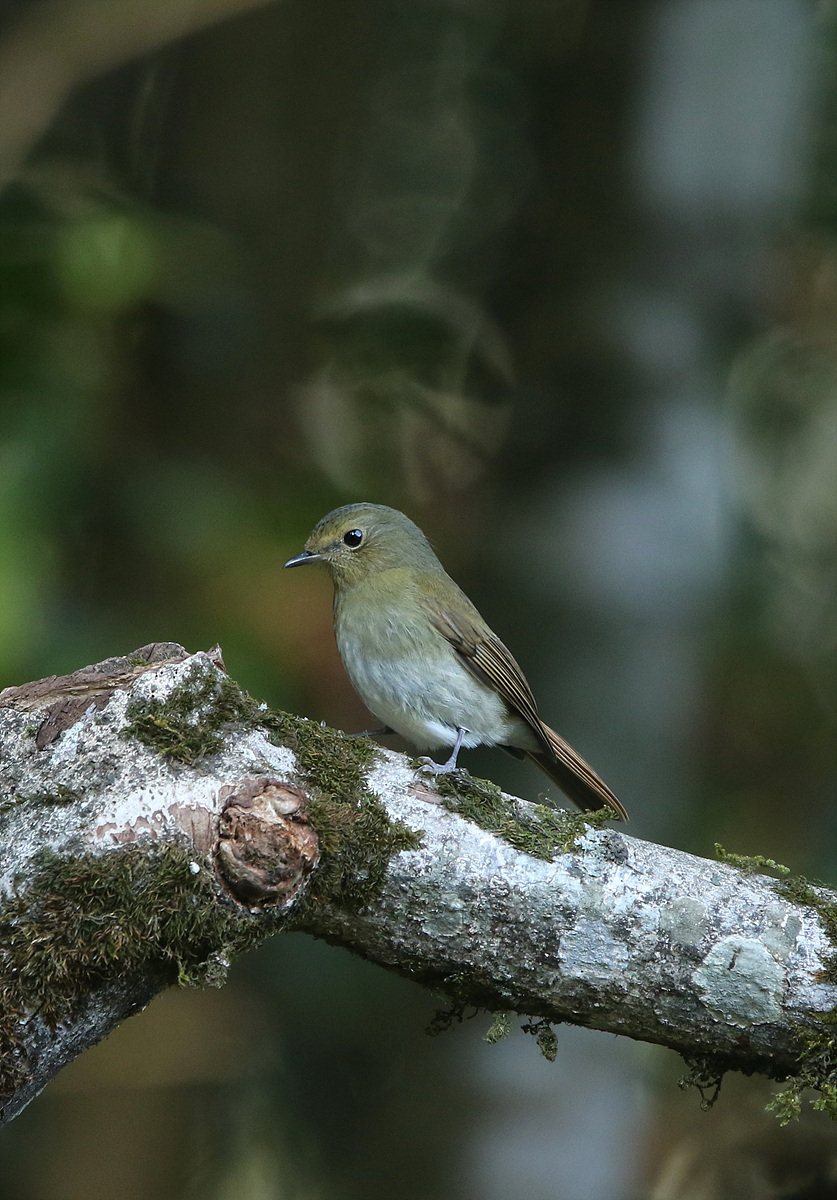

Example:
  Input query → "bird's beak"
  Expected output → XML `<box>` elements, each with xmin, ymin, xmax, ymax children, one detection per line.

<box><xmin>284</xmin><ymin>550</ymin><xmax>321</xmax><ymax>568</ymax></box>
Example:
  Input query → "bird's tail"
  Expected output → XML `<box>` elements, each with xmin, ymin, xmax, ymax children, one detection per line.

<box><xmin>522</xmin><ymin>722</ymin><xmax>628</xmax><ymax>821</ymax></box>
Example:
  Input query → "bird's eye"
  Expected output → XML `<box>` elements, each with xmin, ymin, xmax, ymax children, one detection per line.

<box><xmin>343</xmin><ymin>529</ymin><xmax>364</xmax><ymax>548</ymax></box>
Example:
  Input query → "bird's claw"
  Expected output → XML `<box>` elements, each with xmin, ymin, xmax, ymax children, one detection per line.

<box><xmin>415</xmin><ymin>728</ymin><xmax>467</xmax><ymax>778</ymax></box>
<box><xmin>416</xmin><ymin>756</ymin><xmax>460</xmax><ymax>778</ymax></box>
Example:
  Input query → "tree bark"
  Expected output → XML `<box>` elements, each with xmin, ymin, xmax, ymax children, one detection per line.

<box><xmin>0</xmin><ymin>645</ymin><xmax>835</xmax><ymax>1125</ymax></box>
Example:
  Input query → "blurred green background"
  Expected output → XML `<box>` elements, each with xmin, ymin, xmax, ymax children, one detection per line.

<box><xmin>2</xmin><ymin>0</ymin><xmax>837</xmax><ymax>1197</ymax></box>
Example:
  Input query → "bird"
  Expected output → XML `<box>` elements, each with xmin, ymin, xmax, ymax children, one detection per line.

<box><xmin>285</xmin><ymin>503</ymin><xmax>627</xmax><ymax>820</ymax></box>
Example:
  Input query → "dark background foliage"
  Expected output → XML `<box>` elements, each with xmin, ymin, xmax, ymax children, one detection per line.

<box><xmin>1</xmin><ymin>1</ymin><xmax>837</xmax><ymax>1196</ymax></box>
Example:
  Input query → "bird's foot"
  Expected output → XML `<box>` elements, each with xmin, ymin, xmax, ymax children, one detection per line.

<box><xmin>416</xmin><ymin>755</ymin><xmax>461</xmax><ymax>777</ymax></box>
<box><xmin>415</xmin><ymin>728</ymin><xmax>468</xmax><ymax>777</ymax></box>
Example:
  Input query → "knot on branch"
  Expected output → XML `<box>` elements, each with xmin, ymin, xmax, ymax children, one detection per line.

<box><xmin>215</xmin><ymin>778</ymin><xmax>319</xmax><ymax>909</ymax></box>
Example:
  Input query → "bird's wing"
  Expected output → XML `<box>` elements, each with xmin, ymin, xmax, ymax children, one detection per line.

<box><xmin>426</xmin><ymin>600</ymin><xmax>628</xmax><ymax>821</ymax></box>
<box><xmin>425</xmin><ymin>604</ymin><xmax>544</xmax><ymax>733</ymax></box>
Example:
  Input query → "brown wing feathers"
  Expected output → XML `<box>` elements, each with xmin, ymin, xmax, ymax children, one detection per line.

<box><xmin>428</xmin><ymin>605</ymin><xmax>627</xmax><ymax>820</ymax></box>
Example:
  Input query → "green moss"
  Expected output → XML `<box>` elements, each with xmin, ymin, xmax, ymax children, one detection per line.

<box><xmin>0</xmin><ymin>785</ymin><xmax>82</xmax><ymax>819</ymax></box>
<box><xmin>0</xmin><ymin>840</ymin><xmax>267</xmax><ymax>1103</ymax></box>
<box><xmin>266</xmin><ymin>714</ymin><xmax>423</xmax><ymax>917</ymax></box>
<box><xmin>714</xmin><ymin>843</ymin><xmax>791</xmax><ymax>876</ymax></box>
<box><xmin>767</xmin><ymin>1085</ymin><xmax>805</xmax><ymax>1125</ymax></box>
<box><xmin>266</xmin><ymin>711</ymin><xmax>377</xmax><ymax>805</ymax></box>
<box><xmin>485</xmin><ymin>1012</ymin><xmax>511</xmax><ymax>1044</ymax></box>
<box><xmin>431</xmin><ymin>770</ymin><xmax>611</xmax><ymax>861</ymax></box>
<box><xmin>521</xmin><ymin>1018</ymin><xmax>559</xmax><ymax>1062</ymax></box>
<box><xmin>123</xmin><ymin>664</ymin><xmax>259</xmax><ymax>764</ymax></box>
<box><xmin>767</xmin><ymin>1014</ymin><xmax>837</xmax><ymax>1125</ymax></box>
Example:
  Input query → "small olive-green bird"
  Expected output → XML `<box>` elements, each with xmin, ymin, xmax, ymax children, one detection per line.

<box><xmin>285</xmin><ymin>503</ymin><xmax>627</xmax><ymax>820</ymax></box>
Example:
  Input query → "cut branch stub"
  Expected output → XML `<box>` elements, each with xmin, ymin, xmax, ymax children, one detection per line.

<box><xmin>215</xmin><ymin>778</ymin><xmax>319</xmax><ymax>909</ymax></box>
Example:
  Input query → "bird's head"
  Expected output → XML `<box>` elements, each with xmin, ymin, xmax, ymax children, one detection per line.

<box><xmin>285</xmin><ymin>502</ymin><xmax>440</xmax><ymax>588</ymax></box>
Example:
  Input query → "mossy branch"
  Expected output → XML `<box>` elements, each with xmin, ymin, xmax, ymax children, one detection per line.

<box><xmin>1</xmin><ymin>646</ymin><xmax>837</xmax><ymax>1127</ymax></box>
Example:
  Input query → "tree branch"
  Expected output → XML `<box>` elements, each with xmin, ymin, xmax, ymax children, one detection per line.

<box><xmin>0</xmin><ymin>0</ymin><xmax>283</xmax><ymax>188</ymax></box>
<box><xmin>0</xmin><ymin>645</ymin><xmax>835</xmax><ymax>1125</ymax></box>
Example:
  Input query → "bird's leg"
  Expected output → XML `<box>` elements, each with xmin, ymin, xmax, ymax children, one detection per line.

<box><xmin>354</xmin><ymin>725</ymin><xmax>395</xmax><ymax>738</ymax></box>
<box><xmin>418</xmin><ymin>727</ymin><xmax>468</xmax><ymax>776</ymax></box>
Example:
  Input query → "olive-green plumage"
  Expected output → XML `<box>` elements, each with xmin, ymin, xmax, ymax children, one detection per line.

<box><xmin>285</xmin><ymin>503</ymin><xmax>627</xmax><ymax>820</ymax></box>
